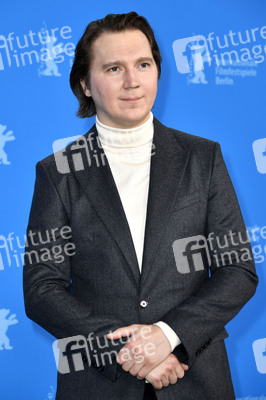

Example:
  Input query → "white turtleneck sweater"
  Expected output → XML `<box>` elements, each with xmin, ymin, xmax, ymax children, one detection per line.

<box><xmin>96</xmin><ymin>112</ymin><xmax>181</xmax><ymax>352</ymax></box>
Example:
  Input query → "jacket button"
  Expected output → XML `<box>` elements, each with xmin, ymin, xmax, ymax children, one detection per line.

<box><xmin>140</xmin><ymin>300</ymin><xmax>148</xmax><ymax>308</ymax></box>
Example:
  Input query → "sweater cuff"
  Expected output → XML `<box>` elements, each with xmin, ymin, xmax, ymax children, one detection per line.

<box><xmin>153</xmin><ymin>321</ymin><xmax>181</xmax><ymax>351</ymax></box>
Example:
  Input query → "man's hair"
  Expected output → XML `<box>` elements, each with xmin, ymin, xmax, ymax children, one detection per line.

<box><xmin>69</xmin><ymin>11</ymin><xmax>162</xmax><ymax>118</ymax></box>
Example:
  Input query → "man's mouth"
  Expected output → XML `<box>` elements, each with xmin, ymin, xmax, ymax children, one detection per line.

<box><xmin>121</xmin><ymin>97</ymin><xmax>142</xmax><ymax>102</ymax></box>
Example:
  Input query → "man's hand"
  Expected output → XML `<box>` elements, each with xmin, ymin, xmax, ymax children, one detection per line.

<box><xmin>144</xmin><ymin>353</ymin><xmax>189</xmax><ymax>390</ymax></box>
<box><xmin>107</xmin><ymin>324</ymin><xmax>172</xmax><ymax>378</ymax></box>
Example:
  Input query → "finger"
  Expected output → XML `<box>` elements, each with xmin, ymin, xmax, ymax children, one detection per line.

<box><xmin>117</xmin><ymin>348</ymin><xmax>134</xmax><ymax>365</ymax></box>
<box><xmin>145</xmin><ymin>373</ymin><xmax>163</xmax><ymax>390</ymax></box>
<box><xmin>117</xmin><ymin>342</ymin><xmax>142</xmax><ymax>364</ymax></box>
<box><xmin>169</xmin><ymin>371</ymin><xmax>178</xmax><ymax>385</ymax></box>
<box><xmin>150</xmin><ymin>379</ymin><xmax>163</xmax><ymax>390</ymax></box>
<box><xmin>175</xmin><ymin>365</ymin><xmax>185</xmax><ymax>379</ymax></box>
<box><xmin>161</xmin><ymin>375</ymin><xmax>170</xmax><ymax>387</ymax></box>
<box><xmin>106</xmin><ymin>326</ymin><xmax>135</xmax><ymax>339</ymax></box>
<box><xmin>136</xmin><ymin>365</ymin><xmax>154</xmax><ymax>380</ymax></box>
<box><xmin>180</xmin><ymin>363</ymin><xmax>189</xmax><ymax>371</ymax></box>
<box><xmin>129</xmin><ymin>363</ymin><xmax>143</xmax><ymax>377</ymax></box>
<box><xmin>120</xmin><ymin>360</ymin><xmax>135</xmax><ymax>372</ymax></box>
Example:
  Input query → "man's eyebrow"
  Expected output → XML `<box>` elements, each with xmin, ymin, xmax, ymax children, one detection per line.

<box><xmin>102</xmin><ymin>57</ymin><xmax>154</xmax><ymax>69</ymax></box>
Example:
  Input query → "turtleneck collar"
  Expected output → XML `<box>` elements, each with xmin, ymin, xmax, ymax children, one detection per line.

<box><xmin>96</xmin><ymin>112</ymin><xmax>154</xmax><ymax>151</ymax></box>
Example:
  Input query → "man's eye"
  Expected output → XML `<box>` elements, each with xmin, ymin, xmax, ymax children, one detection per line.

<box><xmin>108</xmin><ymin>66</ymin><xmax>119</xmax><ymax>72</ymax></box>
<box><xmin>140</xmin><ymin>63</ymin><xmax>149</xmax><ymax>68</ymax></box>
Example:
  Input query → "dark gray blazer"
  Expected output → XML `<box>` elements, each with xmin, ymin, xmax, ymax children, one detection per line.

<box><xmin>23</xmin><ymin>117</ymin><xmax>258</xmax><ymax>400</ymax></box>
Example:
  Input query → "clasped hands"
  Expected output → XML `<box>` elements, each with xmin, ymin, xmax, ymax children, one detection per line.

<box><xmin>107</xmin><ymin>324</ymin><xmax>188</xmax><ymax>390</ymax></box>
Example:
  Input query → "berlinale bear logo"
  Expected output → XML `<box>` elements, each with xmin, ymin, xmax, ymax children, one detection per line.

<box><xmin>0</xmin><ymin>308</ymin><xmax>18</xmax><ymax>350</ymax></box>
<box><xmin>0</xmin><ymin>124</ymin><xmax>15</xmax><ymax>165</ymax></box>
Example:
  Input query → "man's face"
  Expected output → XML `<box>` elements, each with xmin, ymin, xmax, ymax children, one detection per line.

<box><xmin>81</xmin><ymin>29</ymin><xmax>158</xmax><ymax>129</ymax></box>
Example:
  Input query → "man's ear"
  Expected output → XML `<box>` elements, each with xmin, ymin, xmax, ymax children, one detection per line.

<box><xmin>80</xmin><ymin>79</ymin><xmax>91</xmax><ymax>97</ymax></box>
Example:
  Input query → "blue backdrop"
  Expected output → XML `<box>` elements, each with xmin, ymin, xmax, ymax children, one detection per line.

<box><xmin>0</xmin><ymin>1</ymin><xmax>265</xmax><ymax>398</ymax></box>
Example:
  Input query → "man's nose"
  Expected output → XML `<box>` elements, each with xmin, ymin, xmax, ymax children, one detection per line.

<box><xmin>123</xmin><ymin>69</ymin><xmax>140</xmax><ymax>90</ymax></box>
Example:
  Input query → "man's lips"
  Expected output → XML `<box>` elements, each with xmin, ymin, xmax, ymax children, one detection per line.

<box><xmin>121</xmin><ymin>97</ymin><xmax>142</xmax><ymax>102</ymax></box>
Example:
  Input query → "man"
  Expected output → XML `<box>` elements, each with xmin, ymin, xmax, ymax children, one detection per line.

<box><xmin>23</xmin><ymin>12</ymin><xmax>258</xmax><ymax>400</ymax></box>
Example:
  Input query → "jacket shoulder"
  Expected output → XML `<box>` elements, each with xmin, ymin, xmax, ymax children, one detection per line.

<box><xmin>170</xmin><ymin>128</ymin><xmax>216</xmax><ymax>147</ymax></box>
<box><xmin>154</xmin><ymin>117</ymin><xmax>218</xmax><ymax>151</ymax></box>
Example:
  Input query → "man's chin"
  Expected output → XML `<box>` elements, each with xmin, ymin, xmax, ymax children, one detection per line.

<box><xmin>117</xmin><ymin>113</ymin><xmax>150</xmax><ymax>129</ymax></box>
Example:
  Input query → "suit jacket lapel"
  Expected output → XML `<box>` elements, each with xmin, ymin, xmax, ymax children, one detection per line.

<box><xmin>65</xmin><ymin>125</ymin><xmax>140</xmax><ymax>288</ymax></box>
<box><xmin>140</xmin><ymin>118</ymin><xmax>190</xmax><ymax>287</ymax></box>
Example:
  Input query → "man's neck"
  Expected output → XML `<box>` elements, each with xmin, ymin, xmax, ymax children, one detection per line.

<box><xmin>96</xmin><ymin>112</ymin><xmax>154</xmax><ymax>149</ymax></box>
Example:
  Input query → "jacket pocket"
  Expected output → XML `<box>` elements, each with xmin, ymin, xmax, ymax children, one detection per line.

<box><xmin>171</xmin><ymin>190</ymin><xmax>201</xmax><ymax>212</ymax></box>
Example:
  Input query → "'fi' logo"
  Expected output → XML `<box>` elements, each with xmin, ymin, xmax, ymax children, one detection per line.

<box><xmin>53</xmin><ymin>335</ymin><xmax>91</xmax><ymax>374</ymax></box>
<box><xmin>173</xmin><ymin>35</ymin><xmax>211</xmax><ymax>75</ymax></box>
<box><xmin>252</xmin><ymin>338</ymin><xmax>266</xmax><ymax>374</ymax></box>
<box><xmin>172</xmin><ymin>235</ymin><xmax>211</xmax><ymax>274</ymax></box>
<box><xmin>53</xmin><ymin>135</ymin><xmax>91</xmax><ymax>174</ymax></box>
<box><xmin>252</xmin><ymin>138</ymin><xmax>266</xmax><ymax>174</ymax></box>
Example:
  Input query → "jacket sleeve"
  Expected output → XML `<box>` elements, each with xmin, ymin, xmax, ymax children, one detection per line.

<box><xmin>160</xmin><ymin>142</ymin><xmax>258</xmax><ymax>367</ymax></box>
<box><xmin>23</xmin><ymin>161</ymin><xmax>126</xmax><ymax>381</ymax></box>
